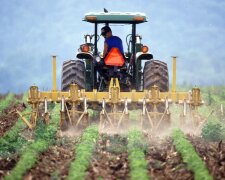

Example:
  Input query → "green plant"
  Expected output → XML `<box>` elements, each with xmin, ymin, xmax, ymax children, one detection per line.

<box><xmin>172</xmin><ymin>129</ymin><xmax>212</xmax><ymax>180</ymax></box>
<box><xmin>0</xmin><ymin>94</ymin><xmax>31</xmax><ymax>156</ymax></box>
<box><xmin>0</xmin><ymin>93</ymin><xmax>14</xmax><ymax>112</ymax></box>
<box><xmin>67</xmin><ymin>125</ymin><xmax>99</xmax><ymax>180</ymax></box>
<box><xmin>201</xmin><ymin>117</ymin><xmax>225</xmax><ymax>141</ymax></box>
<box><xmin>127</xmin><ymin>129</ymin><xmax>149</xmax><ymax>180</ymax></box>
<box><xmin>104</xmin><ymin>134</ymin><xmax>127</xmax><ymax>154</ymax></box>
<box><xmin>4</xmin><ymin>104</ymin><xmax>60</xmax><ymax>180</ymax></box>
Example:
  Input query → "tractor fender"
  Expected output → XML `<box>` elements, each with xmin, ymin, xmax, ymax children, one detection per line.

<box><xmin>77</xmin><ymin>52</ymin><xmax>94</xmax><ymax>60</ymax></box>
<box><xmin>136</xmin><ymin>52</ymin><xmax>153</xmax><ymax>60</ymax></box>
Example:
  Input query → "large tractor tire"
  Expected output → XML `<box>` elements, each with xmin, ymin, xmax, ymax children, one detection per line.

<box><xmin>143</xmin><ymin>60</ymin><xmax>169</xmax><ymax>91</ymax></box>
<box><xmin>143</xmin><ymin>60</ymin><xmax>170</xmax><ymax>130</ymax></box>
<box><xmin>61</xmin><ymin>60</ymin><xmax>85</xmax><ymax>91</ymax></box>
<box><xmin>61</xmin><ymin>60</ymin><xmax>86</xmax><ymax>130</ymax></box>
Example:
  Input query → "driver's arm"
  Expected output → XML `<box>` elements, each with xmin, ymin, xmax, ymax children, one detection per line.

<box><xmin>103</xmin><ymin>42</ymin><xmax>108</xmax><ymax>58</ymax></box>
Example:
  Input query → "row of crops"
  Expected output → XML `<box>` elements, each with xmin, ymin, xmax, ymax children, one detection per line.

<box><xmin>0</xmin><ymin>92</ymin><xmax>224</xmax><ymax>179</ymax></box>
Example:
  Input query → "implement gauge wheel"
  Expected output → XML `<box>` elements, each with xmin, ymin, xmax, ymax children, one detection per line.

<box><xmin>61</xmin><ymin>60</ymin><xmax>85</xmax><ymax>91</ymax></box>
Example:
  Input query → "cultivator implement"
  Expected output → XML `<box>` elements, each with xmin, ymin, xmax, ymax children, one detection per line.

<box><xmin>16</xmin><ymin>56</ymin><xmax>204</xmax><ymax>131</ymax></box>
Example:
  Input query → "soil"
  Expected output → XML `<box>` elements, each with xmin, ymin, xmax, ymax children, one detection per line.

<box><xmin>86</xmin><ymin>134</ymin><xmax>130</xmax><ymax>180</ymax></box>
<box><xmin>0</xmin><ymin>103</ymin><xmax>26</xmax><ymax>137</ymax></box>
<box><xmin>0</xmin><ymin>98</ymin><xmax>224</xmax><ymax>180</ymax></box>
<box><xmin>14</xmin><ymin>94</ymin><xmax>23</xmax><ymax>100</ymax></box>
<box><xmin>145</xmin><ymin>136</ymin><xmax>193</xmax><ymax>180</ymax></box>
<box><xmin>188</xmin><ymin>135</ymin><xmax>225</xmax><ymax>180</ymax></box>
<box><xmin>0</xmin><ymin>154</ymin><xmax>19</xmax><ymax>178</ymax></box>
<box><xmin>23</xmin><ymin>137</ymin><xmax>77</xmax><ymax>180</ymax></box>
<box><xmin>0</xmin><ymin>95</ymin><xmax>6</xmax><ymax>101</ymax></box>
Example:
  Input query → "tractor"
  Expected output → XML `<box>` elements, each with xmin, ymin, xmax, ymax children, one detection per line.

<box><xmin>18</xmin><ymin>12</ymin><xmax>204</xmax><ymax>132</ymax></box>
<box><xmin>61</xmin><ymin>12</ymin><xmax>170</xmax><ymax>130</ymax></box>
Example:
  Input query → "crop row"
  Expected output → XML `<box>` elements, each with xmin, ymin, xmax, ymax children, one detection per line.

<box><xmin>127</xmin><ymin>129</ymin><xmax>149</xmax><ymax>180</ymax></box>
<box><xmin>172</xmin><ymin>129</ymin><xmax>212</xmax><ymax>180</ymax></box>
<box><xmin>4</xmin><ymin>104</ymin><xmax>61</xmax><ymax>180</ymax></box>
<box><xmin>0</xmin><ymin>93</ymin><xmax>14</xmax><ymax>112</ymax></box>
<box><xmin>0</xmin><ymin>94</ymin><xmax>29</xmax><ymax>156</ymax></box>
<box><xmin>67</xmin><ymin>125</ymin><xmax>99</xmax><ymax>180</ymax></box>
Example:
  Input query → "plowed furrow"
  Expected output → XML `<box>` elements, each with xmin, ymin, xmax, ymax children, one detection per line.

<box><xmin>24</xmin><ymin>141</ymin><xmax>75</xmax><ymax>180</ymax></box>
<box><xmin>86</xmin><ymin>134</ymin><xmax>129</xmax><ymax>180</ymax></box>
<box><xmin>146</xmin><ymin>137</ymin><xmax>193</xmax><ymax>180</ymax></box>
<box><xmin>0</xmin><ymin>155</ymin><xmax>19</xmax><ymax>178</ymax></box>
<box><xmin>0</xmin><ymin>103</ymin><xmax>25</xmax><ymax>137</ymax></box>
<box><xmin>188</xmin><ymin>135</ymin><xmax>225</xmax><ymax>180</ymax></box>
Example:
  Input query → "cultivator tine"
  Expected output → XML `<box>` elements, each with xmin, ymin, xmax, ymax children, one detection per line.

<box><xmin>117</xmin><ymin>98</ymin><xmax>129</xmax><ymax>129</ymax></box>
<box><xmin>145</xmin><ymin>107</ymin><xmax>154</xmax><ymax>129</ymax></box>
<box><xmin>141</xmin><ymin>98</ymin><xmax>146</xmax><ymax>128</ymax></box>
<box><xmin>183</xmin><ymin>100</ymin><xmax>187</xmax><ymax>117</ymax></box>
<box><xmin>104</xmin><ymin>109</ymin><xmax>113</xmax><ymax>127</ymax></box>
<box><xmin>65</xmin><ymin>103</ymin><xmax>72</xmax><ymax>124</ymax></box>
<box><xmin>75</xmin><ymin>112</ymin><xmax>86</xmax><ymax>126</ymax></box>
<box><xmin>165</xmin><ymin>98</ymin><xmax>170</xmax><ymax>114</ymax></box>
<box><xmin>61</xmin><ymin>96</ymin><xmax>65</xmax><ymax>112</ymax></box>
<box><xmin>141</xmin><ymin>98</ymin><xmax>154</xmax><ymax>130</ymax></box>
<box><xmin>124</xmin><ymin>98</ymin><xmax>128</xmax><ymax>114</ymax></box>
<box><xmin>99</xmin><ymin>99</ymin><xmax>105</xmax><ymax>130</ymax></box>
<box><xmin>60</xmin><ymin>96</ymin><xmax>66</xmax><ymax>127</ymax></box>
<box><xmin>84</xmin><ymin>96</ymin><xmax>88</xmax><ymax>113</ymax></box>
<box><xmin>30</xmin><ymin>108</ymin><xmax>38</xmax><ymax>128</ymax></box>
<box><xmin>117</xmin><ymin>109</ymin><xmax>125</xmax><ymax>129</ymax></box>
<box><xmin>43</xmin><ymin>98</ymin><xmax>50</xmax><ymax>124</ymax></box>
<box><xmin>16</xmin><ymin>110</ymin><xmax>33</xmax><ymax>129</ymax></box>
<box><xmin>155</xmin><ymin>107</ymin><xmax>169</xmax><ymax>131</ymax></box>
<box><xmin>194</xmin><ymin>110</ymin><xmax>214</xmax><ymax>133</ymax></box>
<box><xmin>100</xmin><ymin>99</ymin><xmax>114</xmax><ymax>130</ymax></box>
<box><xmin>75</xmin><ymin>97</ymin><xmax>89</xmax><ymax>127</ymax></box>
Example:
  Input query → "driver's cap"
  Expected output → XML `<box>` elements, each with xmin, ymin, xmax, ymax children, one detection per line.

<box><xmin>101</xmin><ymin>26</ymin><xmax>111</xmax><ymax>36</ymax></box>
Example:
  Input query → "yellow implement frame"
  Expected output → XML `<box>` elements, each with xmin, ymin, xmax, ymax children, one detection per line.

<box><xmin>19</xmin><ymin>56</ymin><xmax>203</xmax><ymax>129</ymax></box>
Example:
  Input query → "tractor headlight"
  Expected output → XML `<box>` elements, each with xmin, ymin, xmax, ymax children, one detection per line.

<box><xmin>142</xmin><ymin>45</ymin><xmax>149</xmax><ymax>53</ymax></box>
<box><xmin>81</xmin><ymin>44</ymin><xmax>89</xmax><ymax>52</ymax></box>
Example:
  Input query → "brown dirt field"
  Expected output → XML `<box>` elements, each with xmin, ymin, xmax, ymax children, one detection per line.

<box><xmin>86</xmin><ymin>134</ymin><xmax>129</xmax><ymax>180</ymax></box>
<box><xmin>0</xmin><ymin>94</ymin><xmax>7</xmax><ymax>100</ymax></box>
<box><xmin>0</xmin><ymin>103</ymin><xmax>26</xmax><ymax>137</ymax></box>
<box><xmin>1</xmin><ymin>119</ymin><xmax>224</xmax><ymax>180</ymax></box>
<box><xmin>188</xmin><ymin>135</ymin><xmax>225</xmax><ymax>180</ymax></box>
<box><xmin>145</xmin><ymin>136</ymin><xmax>193</xmax><ymax>180</ymax></box>
<box><xmin>0</xmin><ymin>154</ymin><xmax>19</xmax><ymax>178</ymax></box>
<box><xmin>14</xmin><ymin>94</ymin><xmax>23</xmax><ymax>100</ymax></box>
<box><xmin>23</xmin><ymin>137</ymin><xmax>77</xmax><ymax>180</ymax></box>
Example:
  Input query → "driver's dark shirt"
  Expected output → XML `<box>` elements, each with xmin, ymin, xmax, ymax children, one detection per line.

<box><xmin>105</xmin><ymin>36</ymin><xmax>124</xmax><ymax>54</ymax></box>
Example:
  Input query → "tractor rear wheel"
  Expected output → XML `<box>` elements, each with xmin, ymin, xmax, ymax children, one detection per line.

<box><xmin>61</xmin><ymin>60</ymin><xmax>86</xmax><ymax>130</ymax></box>
<box><xmin>61</xmin><ymin>60</ymin><xmax>85</xmax><ymax>91</ymax></box>
<box><xmin>143</xmin><ymin>60</ymin><xmax>169</xmax><ymax>91</ymax></box>
<box><xmin>143</xmin><ymin>60</ymin><xmax>170</xmax><ymax>130</ymax></box>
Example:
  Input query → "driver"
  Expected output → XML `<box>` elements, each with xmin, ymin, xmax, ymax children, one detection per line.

<box><xmin>101</xmin><ymin>26</ymin><xmax>124</xmax><ymax>58</ymax></box>
<box><xmin>95</xmin><ymin>26</ymin><xmax>125</xmax><ymax>81</ymax></box>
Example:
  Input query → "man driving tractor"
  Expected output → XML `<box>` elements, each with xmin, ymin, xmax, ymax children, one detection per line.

<box><xmin>101</xmin><ymin>26</ymin><xmax>124</xmax><ymax>58</ymax></box>
<box><xmin>95</xmin><ymin>26</ymin><xmax>125</xmax><ymax>81</ymax></box>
